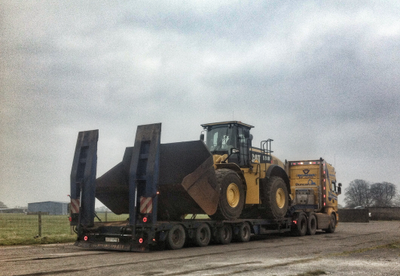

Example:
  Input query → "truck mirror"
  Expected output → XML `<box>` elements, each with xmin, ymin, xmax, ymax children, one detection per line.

<box><xmin>200</xmin><ymin>133</ymin><xmax>204</xmax><ymax>141</ymax></box>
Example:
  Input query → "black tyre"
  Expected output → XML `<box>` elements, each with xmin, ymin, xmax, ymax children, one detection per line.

<box><xmin>234</xmin><ymin>222</ymin><xmax>251</xmax><ymax>242</ymax></box>
<box><xmin>324</xmin><ymin>213</ymin><xmax>336</xmax><ymax>233</ymax></box>
<box><xmin>261</xmin><ymin>176</ymin><xmax>289</xmax><ymax>219</ymax></box>
<box><xmin>166</xmin><ymin>224</ymin><xmax>186</xmax><ymax>250</ymax></box>
<box><xmin>307</xmin><ymin>213</ymin><xmax>317</xmax><ymax>235</ymax></box>
<box><xmin>214</xmin><ymin>224</ymin><xmax>232</xmax><ymax>245</ymax></box>
<box><xmin>292</xmin><ymin>212</ymin><xmax>307</xmax><ymax>236</ymax></box>
<box><xmin>193</xmin><ymin>223</ymin><xmax>211</xmax><ymax>247</ymax></box>
<box><xmin>211</xmin><ymin>169</ymin><xmax>245</xmax><ymax>220</ymax></box>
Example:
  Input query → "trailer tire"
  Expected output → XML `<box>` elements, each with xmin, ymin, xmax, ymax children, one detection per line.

<box><xmin>292</xmin><ymin>212</ymin><xmax>307</xmax><ymax>236</ymax></box>
<box><xmin>234</xmin><ymin>222</ymin><xmax>251</xmax><ymax>242</ymax></box>
<box><xmin>307</xmin><ymin>213</ymin><xmax>317</xmax><ymax>235</ymax></box>
<box><xmin>166</xmin><ymin>224</ymin><xmax>186</xmax><ymax>250</ymax></box>
<box><xmin>211</xmin><ymin>169</ymin><xmax>245</xmax><ymax>220</ymax></box>
<box><xmin>194</xmin><ymin>223</ymin><xmax>211</xmax><ymax>247</ymax></box>
<box><xmin>215</xmin><ymin>224</ymin><xmax>232</xmax><ymax>245</ymax></box>
<box><xmin>262</xmin><ymin>176</ymin><xmax>289</xmax><ymax>219</ymax></box>
<box><xmin>324</xmin><ymin>213</ymin><xmax>336</xmax><ymax>233</ymax></box>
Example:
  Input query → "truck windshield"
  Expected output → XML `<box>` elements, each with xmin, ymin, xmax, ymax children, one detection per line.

<box><xmin>205</xmin><ymin>125</ymin><xmax>236</xmax><ymax>153</ymax></box>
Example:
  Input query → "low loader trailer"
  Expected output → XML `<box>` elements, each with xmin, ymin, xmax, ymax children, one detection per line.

<box><xmin>70</xmin><ymin>122</ymin><xmax>341</xmax><ymax>251</ymax></box>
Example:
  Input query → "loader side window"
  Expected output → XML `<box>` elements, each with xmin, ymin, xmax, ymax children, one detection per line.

<box><xmin>236</xmin><ymin>127</ymin><xmax>251</xmax><ymax>167</ymax></box>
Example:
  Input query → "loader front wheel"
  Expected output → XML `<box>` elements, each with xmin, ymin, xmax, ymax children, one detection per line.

<box><xmin>261</xmin><ymin>176</ymin><xmax>289</xmax><ymax>219</ymax></box>
<box><xmin>211</xmin><ymin>169</ymin><xmax>245</xmax><ymax>220</ymax></box>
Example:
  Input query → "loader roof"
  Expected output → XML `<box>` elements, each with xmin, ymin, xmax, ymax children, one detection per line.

<box><xmin>201</xmin><ymin>121</ymin><xmax>254</xmax><ymax>129</ymax></box>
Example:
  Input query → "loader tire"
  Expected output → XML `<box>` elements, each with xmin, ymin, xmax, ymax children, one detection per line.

<box><xmin>211</xmin><ymin>169</ymin><xmax>245</xmax><ymax>221</ymax></box>
<box><xmin>261</xmin><ymin>176</ymin><xmax>289</xmax><ymax>219</ymax></box>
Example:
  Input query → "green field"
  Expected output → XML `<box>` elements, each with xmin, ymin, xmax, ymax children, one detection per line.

<box><xmin>0</xmin><ymin>212</ymin><xmax>129</xmax><ymax>246</ymax></box>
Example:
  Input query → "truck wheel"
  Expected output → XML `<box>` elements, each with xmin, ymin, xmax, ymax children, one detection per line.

<box><xmin>324</xmin><ymin>213</ymin><xmax>336</xmax><ymax>233</ymax></box>
<box><xmin>194</xmin><ymin>223</ymin><xmax>211</xmax><ymax>247</ymax></box>
<box><xmin>307</xmin><ymin>213</ymin><xmax>317</xmax><ymax>235</ymax></box>
<box><xmin>292</xmin><ymin>212</ymin><xmax>307</xmax><ymax>236</ymax></box>
<box><xmin>262</xmin><ymin>176</ymin><xmax>289</xmax><ymax>219</ymax></box>
<box><xmin>214</xmin><ymin>224</ymin><xmax>232</xmax><ymax>244</ymax></box>
<box><xmin>166</xmin><ymin>224</ymin><xmax>186</xmax><ymax>250</ymax></box>
<box><xmin>211</xmin><ymin>169</ymin><xmax>245</xmax><ymax>220</ymax></box>
<box><xmin>234</xmin><ymin>222</ymin><xmax>251</xmax><ymax>242</ymax></box>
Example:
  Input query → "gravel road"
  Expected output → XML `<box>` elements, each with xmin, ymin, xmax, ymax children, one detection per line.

<box><xmin>1</xmin><ymin>221</ymin><xmax>399</xmax><ymax>276</ymax></box>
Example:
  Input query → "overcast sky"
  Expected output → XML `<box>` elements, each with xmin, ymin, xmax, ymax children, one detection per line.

<box><xmin>1</xmin><ymin>1</ymin><xmax>400</xmax><ymax>208</ymax></box>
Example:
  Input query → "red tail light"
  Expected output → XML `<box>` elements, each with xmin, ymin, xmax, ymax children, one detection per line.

<box><xmin>84</xmin><ymin>236</ymin><xmax>88</xmax><ymax>241</ymax></box>
<box><xmin>143</xmin><ymin>217</ymin><xmax>148</xmax><ymax>223</ymax></box>
<box><xmin>139</xmin><ymin>238</ymin><xmax>144</xmax><ymax>244</ymax></box>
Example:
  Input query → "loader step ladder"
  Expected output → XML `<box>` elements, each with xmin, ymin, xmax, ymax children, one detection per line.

<box><xmin>129</xmin><ymin>123</ymin><xmax>161</xmax><ymax>228</ymax></box>
<box><xmin>260</xmin><ymin>139</ymin><xmax>273</xmax><ymax>163</ymax></box>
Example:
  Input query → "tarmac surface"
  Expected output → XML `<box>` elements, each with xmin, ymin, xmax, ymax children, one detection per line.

<box><xmin>1</xmin><ymin>221</ymin><xmax>399</xmax><ymax>275</ymax></box>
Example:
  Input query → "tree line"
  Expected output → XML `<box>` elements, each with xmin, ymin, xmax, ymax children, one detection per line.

<box><xmin>344</xmin><ymin>179</ymin><xmax>399</xmax><ymax>208</ymax></box>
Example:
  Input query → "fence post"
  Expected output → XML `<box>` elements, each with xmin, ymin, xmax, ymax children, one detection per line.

<box><xmin>105</xmin><ymin>210</ymin><xmax>107</xmax><ymax>222</ymax></box>
<box><xmin>38</xmin><ymin>212</ymin><xmax>42</xmax><ymax>237</ymax></box>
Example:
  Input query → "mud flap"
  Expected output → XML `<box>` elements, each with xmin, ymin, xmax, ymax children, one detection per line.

<box><xmin>181</xmin><ymin>156</ymin><xmax>219</xmax><ymax>216</ymax></box>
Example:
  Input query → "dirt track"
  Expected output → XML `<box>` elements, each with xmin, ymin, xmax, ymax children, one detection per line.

<box><xmin>1</xmin><ymin>221</ymin><xmax>399</xmax><ymax>276</ymax></box>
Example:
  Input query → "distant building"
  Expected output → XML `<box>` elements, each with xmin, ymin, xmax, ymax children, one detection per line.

<box><xmin>0</xmin><ymin>208</ymin><xmax>27</xmax><ymax>214</ymax></box>
<box><xmin>28</xmin><ymin>201</ymin><xmax>69</xmax><ymax>215</ymax></box>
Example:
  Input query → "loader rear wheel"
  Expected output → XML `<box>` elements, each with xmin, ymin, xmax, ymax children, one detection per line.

<box><xmin>307</xmin><ymin>213</ymin><xmax>317</xmax><ymax>235</ymax></box>
<box><xmin>211</xmin><ymin>169</ymin><xmax>245</xmax><ymax>220</ymax></box>
<box><xmin>166</xmin><ymin>224</ymin><xmax>186</xmax><ymax>250</ymax></box>
<box><xmin>262</xmin><ymin>176</ymin><xmax>289</xmax><ymax>219</ymax></box>
<box><xmin>194</xmin><ymin>223</ymin><xmax>211</xmax><ymax>247</ymax></box>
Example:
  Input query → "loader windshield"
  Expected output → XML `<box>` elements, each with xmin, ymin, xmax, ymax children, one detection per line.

<box><xmin>205</xmin><ymin>125</ymin><xmax>236</xmax><ymax>154</ymax></box>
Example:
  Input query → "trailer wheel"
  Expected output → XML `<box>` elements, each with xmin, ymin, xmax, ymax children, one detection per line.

<box><xmin>292</xmin><ymin>212</ymin><xmax>307</xmax><ymax>236</ymax></box>
<box><xmin>214</xmin><ymin>224</ymin><xmax>232</xmax><ymax>245</ymax></box>
<box><xmin>166</xmin><ymin>225</ymin><xmax>186</xmax><ymax>250</ymax></box>
<box><xmin>194</xmin><ymin>223</ymin><xmax>211</xmax><ymax>247</ymax></box>
<box><xmin>211</xmin><ymin>169</ymin><xmax>245</xmax><ymax>220</ymax></box>
<box><xmin>307</xmin><ymin>213</ymin><xmax>317</xmax><ymax>235</ymax></box>
<box><xmin>324</xmin><ymin>213</ymin><xmax>336</xmax><ymax>233</ymax></box>
<box><xmin>262</xmin><ymin>176</ymin><xmax>289</xmax><ymax>219</ymax></box>
<box><xmin>234</xmin><ymin>222</ymin><xmax>251</xmax><ymax>242</ymax></box>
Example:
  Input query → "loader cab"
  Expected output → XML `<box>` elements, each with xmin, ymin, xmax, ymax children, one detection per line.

<box><xmin>201</xmin><ymin>121</ymin><xmax>254</xmax><ymax>167</ymax></box>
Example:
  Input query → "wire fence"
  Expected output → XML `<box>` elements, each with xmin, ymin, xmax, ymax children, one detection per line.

<box><xmin>0</xmin><ymin>211</ymin><xmax>129</xmax><ymax>246</ymax></box>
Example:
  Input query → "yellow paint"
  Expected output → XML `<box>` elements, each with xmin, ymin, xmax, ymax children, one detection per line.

<box><xmin>276</xmin><ymin>188</ymin><xmax>285</xmax><ymax>208</ymax></box>
<box><xmin>226</xmin><ymin>183</ymin><xmax>240</xmax><ymax>207</ymax></box>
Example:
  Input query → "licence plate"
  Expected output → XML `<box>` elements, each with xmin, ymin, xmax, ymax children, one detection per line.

<box><xmin>105</xmin><ymin>237</ymin><xmax>119</xmax><ymax>243</ymax></box>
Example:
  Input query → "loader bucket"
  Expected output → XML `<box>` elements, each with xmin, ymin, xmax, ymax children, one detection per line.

<box><xmin>95</xmin><ymin>140</ymin><xmax>220</xmax><ymax>219</ymax></box>
<box><xmin>157</xmin><ymin>141</ymin><xmax>219</xmax><ymax>219</ymax></box>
